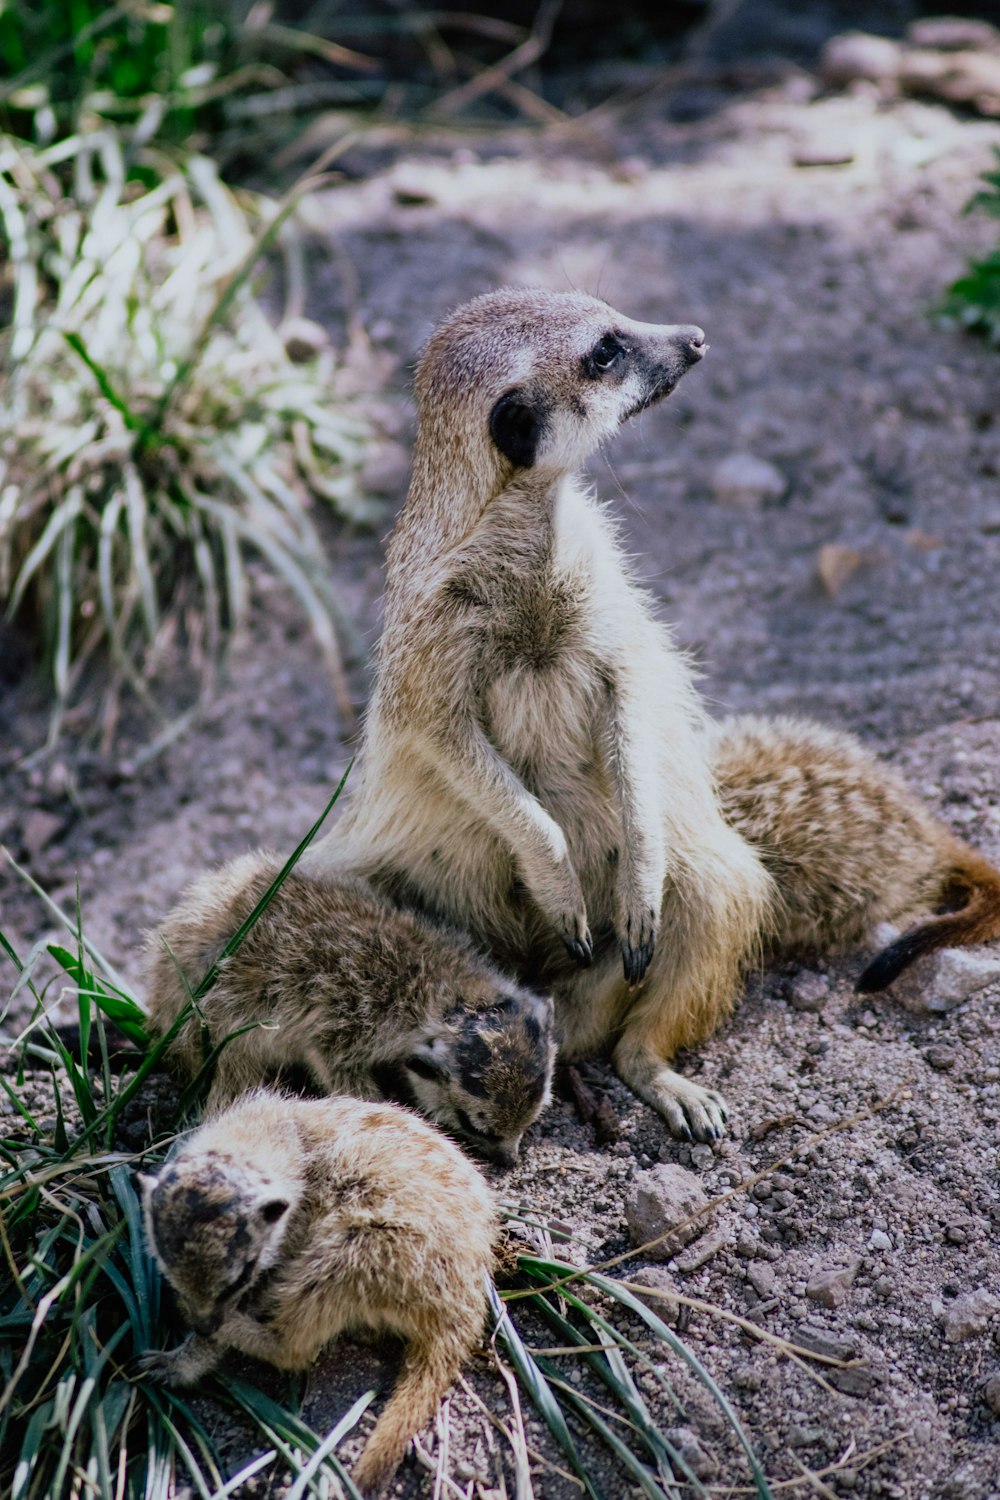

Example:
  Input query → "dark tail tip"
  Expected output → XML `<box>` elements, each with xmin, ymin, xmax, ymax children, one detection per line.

<box><xmin>855</xmin><ymin>929</ymin><xmax>931</xmax><ymax>994</ymax></box>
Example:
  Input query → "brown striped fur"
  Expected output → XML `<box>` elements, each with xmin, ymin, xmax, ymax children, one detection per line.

<box><xmin>145</xmin><ymin>852</ymin><xmax>555</xmax><ymax>1166</ymax></box>
<box><xmin>711</xmin><ymin>716</ymin><xmax>1000</xmax><ymax>987</ymax></box>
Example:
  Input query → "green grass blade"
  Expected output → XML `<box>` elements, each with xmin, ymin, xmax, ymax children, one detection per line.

<box><xmin>589</xmin><ymin>1270</ymin><xmax>772</xmax><ymax>1500</ymax></box>
<box><xmin>1</xmin><ymin>848</ymin><xmax>132</xmax><ymax>1000</ymax></box>
<box><xmin>285</xmin><ymin>1388</ymin><xmax>376</xmax><ymax>1500</ymax></box>
<box><xmin>525</xmin><ymin>1285</ymin><xmax>696</xmax><ymax>1495</ymax></box>
<box><xmin>47</xmin><ymin>946</ymin><xmax>147</xmax><ymax>1046</ymax></box>
<box><xmin>532</xmin><ymin>1355</ymin><xmax>671</xmax><ymax>1500</ymax></box>
<box><xmin>488</xmin><ymin>1281</ymin><xmax>604</xmax><ymax>1500</ymax></box>
<box><xmin>62</xmin><ymin>331</ymin><xmax>141</xmax><ymax>431</ymax></box>
<box><xmin>217</xmin><ymin>1375</ymin><xmax>366</xmax><ymax>1500</ymax></box>
<box><xmin>192</xmin><ymin>768</ymin><xmax>352</xmax><ymax>1001</ymax></box>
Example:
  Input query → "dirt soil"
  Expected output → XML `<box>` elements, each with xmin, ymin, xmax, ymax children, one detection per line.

<box><xmin>4</xmin><ymin>58</ymin><xmax>1000</xmax><ymax>1500</ymax></box>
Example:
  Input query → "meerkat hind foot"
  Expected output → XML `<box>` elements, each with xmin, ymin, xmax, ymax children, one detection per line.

<box><xmin>619</xmin><ymin>1059</ymin><xmax>729</xmax><ymax>1143</ymax></box>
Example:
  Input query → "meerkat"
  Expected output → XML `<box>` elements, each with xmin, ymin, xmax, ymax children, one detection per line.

<box><xmin>145</xmin><ymin>852</ymin><xmax>556</xmax><ymax>1167</ymax></box>
<box><xmin>300</xmin><ymin>287</ymin><xmax>1000</xmax><ymax>1142</ymax></box>
<box><xmin>137</xmin><ymin>1089</ymin><xmax>497</xmax><ymax>1495</ymax></box>
<box><xmin>710</xmin><ymin>714</ymin><xmax>1000</xmax><ymax>992</ymax></box>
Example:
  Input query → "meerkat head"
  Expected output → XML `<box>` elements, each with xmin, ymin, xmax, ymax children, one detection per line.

<box><xmin>138</xmin><ymin>1153</ymin><xmax>296</xmax><ymax>1334</ymax></box>
<box><xmin>397</xmin><ymin>986</ymin><xmax>556</xmax><ymax>1169</ymax></box>
<box><xmin>415</xmin><ymin>287</ymin><xmax>706</xmax><ymax>484</ymax></box>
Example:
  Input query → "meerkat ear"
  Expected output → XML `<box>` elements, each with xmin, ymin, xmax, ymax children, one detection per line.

<box><xmin>134</xmin><ymin>1171</ymin><xmax>158</xmax><ymax>1202</ymax></box>
<box><xmin>490</xmin><ymin>389</ymin><xmax>544</xmax><ymax>468</ymax></box>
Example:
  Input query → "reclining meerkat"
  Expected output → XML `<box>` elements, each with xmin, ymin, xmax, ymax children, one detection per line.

<box><xmin>301</xmin><ymin>286</ymin><xmax>1000</xmax><ymax>1141</ymax></box>
<box><xmin>146</xmin><ymin>852</ymin><xmax>555</xmax><ymax>1167</ymax></box>
<box><xmin>711</xmin><ymin>714</ymin><xmax>1000</xmax><ymax>990</ymax></box>
<box><xmin>136</xmin><ymin>1089</ymin><xmax>497</xmax><ymax>1495</ymax></box>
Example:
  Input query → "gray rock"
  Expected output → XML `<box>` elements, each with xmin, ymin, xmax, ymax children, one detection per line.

<box><xmin>868</xmin><ymin>1229</ymin><xmax>893</xmax><ymax>1253</ymax></box>
<box><xmin>794</xmin><ymin>1325</ymin><xmax>857</xmax><ymax>1362</ymax></box>
<box><xmin>907</xmin><ymin>17</ymin><xmax>1000</xmax><ymax>51</ymax></box>
<box><xmin>624</xmin><ymin>1163</ymin><xmax>710</xmax><ymax>1261</ymax></box>
<box><xmin>710</xmin><ymin>453</ymin><xmax>786</xmax><ymax>510</ymax></box>
<box><xmin>675</xmin><ymin>1220</ymin><xmax>731</xmax><ymax>1272</ymax></box>
<box><xmin>820</xmin><ymin>31</ymin><xmax>901</xmax><ymax>87</ymax></box>
<box><xmin>747</xmin><ymin>1261</ymin><xmax>776</xmax><ymax>1298</ymax></box>
<box><xmin>22</xmin><ymin>808</ymin><xmax>64</xmax><ymax>858</ymax></box>
<box><xmin>941</xmin><ymin>1290</ymin><xmax>1000</xmax><ymax>1343</ymax></box>
<box><xmin>627</xmin><ymin>1265</ymin><xmax>679</xmax><ymax>1324</ymax></box>
<box><xmin>664</xmin><ymin>1427</ymin><xmax>717</xmax><ymax>1482</ymax></box>
<box><xmin>831</xmin><ymin>1365</ymin><xmax>874</xmax><ymax>1399</ymax></box>
<box><xmin>806</xmin><ymin>1259</ymin><xmax>860</xmax><ymax>1309</ymax></box>
<box><xmin>788</xmin><ymin>971</ymin><xmax>829</xmax><ymax>1012</ymax></box>
<box><xmin>982</xmin><ymin>1373</ymin><xmax>1000</xmax><ymax>1417</ymax></box>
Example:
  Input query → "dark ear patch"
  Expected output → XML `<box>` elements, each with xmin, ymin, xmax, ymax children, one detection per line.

<box><xmin>490</xmin><ymin>389</ymin><xmax>544</xmax><ymax>468</ymax></box>
<box><xmin>260</xmin><ymin>1198</ymin><xmax>290</xmax><ymax>1225</ymax></box>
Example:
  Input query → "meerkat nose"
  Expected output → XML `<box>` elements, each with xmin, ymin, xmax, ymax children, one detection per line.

<box><xmin>677</xmin><ymin>326</ymin><xmax>708</xmax><ymax>362</ymax></box>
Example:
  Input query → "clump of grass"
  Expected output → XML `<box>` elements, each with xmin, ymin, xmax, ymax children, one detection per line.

<box><xmin>0</xmin><ymin>127</ymin><xmax>373</xmax><ymax>749</ymax></box>
<box><xmin>492</xmin><ymin>1236</ymin><xmax>776</xmax><ymax>1500</ymax></box>
<box><xmin>941</xmin><ymin>149</ymin><xmax>1000</xmax><ymax>345</ymax></box>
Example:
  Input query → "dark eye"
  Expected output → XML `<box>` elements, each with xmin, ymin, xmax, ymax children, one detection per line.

<box><xmin>584</xmin><ymin>335</ymin><xmax>625</xmax><ymax>378</ymax></box>
<box><xmin>455</xmin><ymin>1107</ymin><xmax>502</xmax><ymax>1145</ymax></box>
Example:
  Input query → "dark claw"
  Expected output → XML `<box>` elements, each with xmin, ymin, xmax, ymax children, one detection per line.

<box><xmin>622</xmin><ymin>940</ymin><xmax>655</xmax><ymax>987</ymax></box>
<box><xmin>565</xmin><ymin>934</ymin><xmax>593</xmax><ymax>968</ymax></box>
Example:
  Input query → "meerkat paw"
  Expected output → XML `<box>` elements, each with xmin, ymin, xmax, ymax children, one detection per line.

<box><xmin>657</xmin><ymin>1077</ymin><xmax>729</xmax><ymax>1144</ymax></box>
<box><xmin>133</xmin><ymin>1335</ymin><xmax>219</xmax><ymax>1387</ymax></box>
<box><xmin>562</xmin><ymin>911</ymin><xmax>594</xmax><ymax>968</ymax></box>
<box><xmin>615</xmin><ymin>1052</ymin><xmax>729</xmax><ymax>1143</ymax></box>
<box><xmin>526</xmin><ymin>854</ymin><xmax>591</xmax><ymax>965</ymax></box>
<box><xmin>616</xmin><ymin>904</ymin><xmax>658</xmax><ymax>987</ymax></box>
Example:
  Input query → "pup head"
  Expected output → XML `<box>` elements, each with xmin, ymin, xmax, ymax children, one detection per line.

<box><xmin>402</xmin><ymin>985</ymin><xmax>556</xmax><ymax>1168</ymax></box>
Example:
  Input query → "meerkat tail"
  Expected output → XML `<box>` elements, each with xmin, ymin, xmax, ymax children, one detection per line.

<box><xmin>351</xmin><ymin>1345</ymin><xmax>460</xmax><ymax>1495</ymax></box>
<box><xmin>857</xmin><ymin>847</ymin><xmax>1000</xmax><ymax>993</ymax></box>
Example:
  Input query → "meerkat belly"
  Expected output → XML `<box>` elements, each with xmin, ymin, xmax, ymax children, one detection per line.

<box><xmin>483</xmin><ymin>659</ymin><xmax>622</xmax><ymax>940</ymax></box>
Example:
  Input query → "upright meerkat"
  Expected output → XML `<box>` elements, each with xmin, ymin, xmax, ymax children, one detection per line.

<box><xmin>146</xmin><ymin>853</ymin><xmax>555</xmax><ymax>1166</ymax></box>
<box><xmin>137</xmin><ymin>1089</ymin><xmax>497</xmax><ymax>1495</ymax></box>
<box><xmin>302</xmin><ymin>287</ymin><xmax>1000</xmax><ymax>1141</ymax></box>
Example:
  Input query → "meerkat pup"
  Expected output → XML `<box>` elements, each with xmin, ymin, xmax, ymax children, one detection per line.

<box><xmin>146</xmin><ymin>852</ymin><xmax>555</xmax><ymax>1166</ymax></box>
<box><xmin>137</xmin><ymin>1089</ymin><xmax>497</xmax><ymax>1494</ymax></box>
<box><xmin>301</xmin><ymin>287</ymin><xmax>1000</xmax><ymax>1141</ymax></box>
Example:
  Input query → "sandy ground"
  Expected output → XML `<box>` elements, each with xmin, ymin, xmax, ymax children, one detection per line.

<box><xmin>3</xmin><ymin>60</ymin><xmax>1000</xmax><ymax>1500</ymax></box>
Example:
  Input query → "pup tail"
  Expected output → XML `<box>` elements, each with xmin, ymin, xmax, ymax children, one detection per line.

<box><xmin>856</xmin><ymin>847</ymin><xmax>1000</xmax><ymax>993</ymax></box>
<box><xmin>351</xmin><ymin>1341</ymin><xmax>458</xmax><ymax>1496</ymax></box>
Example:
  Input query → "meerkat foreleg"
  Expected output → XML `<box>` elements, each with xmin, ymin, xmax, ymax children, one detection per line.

<box><xmin>415</xmin><ymin>720</ymin><xmax>593</xmax><ymax>965</ymax></box>
<box><xmin>599</xmin><ymin>677</ymin><xmax>670</xmax><ymax>987</ymax></box>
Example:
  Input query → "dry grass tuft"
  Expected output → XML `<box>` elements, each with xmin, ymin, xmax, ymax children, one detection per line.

<box><xmin>0</xmin><ymin>127</ymin><xmax>372</xmax><ymax>749</ymax></box>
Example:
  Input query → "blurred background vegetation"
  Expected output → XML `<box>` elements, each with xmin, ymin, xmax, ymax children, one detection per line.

<box><xmin>0</xmin><ymin>0</ymin><xmax>998</xmax><ymax>754</ymax></box>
